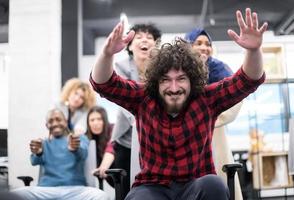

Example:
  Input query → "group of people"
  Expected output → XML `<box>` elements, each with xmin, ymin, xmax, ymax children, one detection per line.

<box><xmin>12</xmin><ymin>77</ymin><xmax>114</xmax><ymax>199</ymax></box>
<box><xmin>10</xmin><ymin>7</ymin><xmax>267</xmax><ymax>200</ymax></box>
<box><xmin>90</xmin><ymin>7</ymin><xmax>267</xmax><ymax>200</ymax></box>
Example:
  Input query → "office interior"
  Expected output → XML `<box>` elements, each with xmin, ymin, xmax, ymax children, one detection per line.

<box><xmin>1</xmin><ymin>0</ymin><xmax>294</xmax><ymax>199</ymax></box>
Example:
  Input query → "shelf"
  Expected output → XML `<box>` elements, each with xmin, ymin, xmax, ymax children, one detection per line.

<box><xmin>252</xmin><ymin>151</ymin><xmax>293</xmax><ymax>189</ymax></box>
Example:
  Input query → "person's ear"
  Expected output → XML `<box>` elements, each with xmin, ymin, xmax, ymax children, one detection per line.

<box><xmin>128</xmin><ymin>43</ymin><xmax>134</xmax><ymax>52</ymax></box>
<box><xmin>63</xmin><ymin>121</ymin><xmax>67</xmax><ymax>128</ymax></box>
<box><xmin>155</xmin><ymin>38</ymin><xmax>161</xmax><ymax>47</ymax></box>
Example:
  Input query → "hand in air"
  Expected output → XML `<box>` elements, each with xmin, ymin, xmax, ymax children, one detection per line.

<box><xmin>68</xmin><ymin>133</ymin><xmax>80</xmax><ymax>151</ymax></box>
<box><xmin>30</xmin><ymin>138</ymin><xmax>43</xmax><ymax>155</ymax></box>
<box><xmin>227</xmin><ymin>8</ymin><xmax>268</xmax><ymax>50</ymax></box>
<box><xmin>103</xmin><ymin>21</ymin><xmax>135</xmax><ymax>56</ymax></box>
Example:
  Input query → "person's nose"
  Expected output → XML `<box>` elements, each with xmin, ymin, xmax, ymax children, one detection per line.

<box><xmin>170</xmin><ymin>80</ymin><xmax>179</xmax><ymax>92</ymax></box>
<box><xmin>75</xmin><ymin>95</ymin><xmax>83</xmax><ymax>103</ymax></box>
<box><xmin>141</xmin><ymin>36</ymin><xmax>149</xmax><ymax>43</ymax></box>
<box><xmin>51</xmin><ymin>120</ymin><xmax>58</xmax><ymax>127</ymax></box>
<box><xmin>74</xmin><ymin>94</ymin><xmax>80</xmax><ymax>101</ymax></box>
<box><xmin>199</xmin><ymin>44</ymin><xmax>208</xmax><ymax>51</ymax></box>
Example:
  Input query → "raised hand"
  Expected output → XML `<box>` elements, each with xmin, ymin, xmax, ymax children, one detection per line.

<box><xmin>30</xmin><ymin>138</ymin><xmax>43</xmax><ymax>155</ymax></box>
<box><xmin>68</xmin><ymin>133</ymin><xmax>80</xmax><ymax>151</ymax></box>
<box><xmin>103</xmin><ymin>21</ymin><xmax>135</xmax><ymax>56</ymax></box>
<box><xmin>227</xmin><ymin>8</ymin><xmax>268</xmax><ymax>50</ymax></box>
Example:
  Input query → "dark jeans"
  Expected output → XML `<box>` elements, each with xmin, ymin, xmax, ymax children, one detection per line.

<box><xmin>114</xmin><ymin>142</ymin><xmax>131</xmax><ymax>199</ymax></box>
<box><xmin>125</xmin><ymin>174</ymin><xmax>229</xmax><ymax>200</ymax></box>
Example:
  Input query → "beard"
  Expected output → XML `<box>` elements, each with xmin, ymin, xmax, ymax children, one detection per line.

<box><xmin>166</xmin><ymin>101</ymin><xmax>183</xmax><ymax>114</ymax></box>
<box><xmin>159</xmin><ymin>90</ymin><xmax>188</xmax><ymax>114</ymax></box>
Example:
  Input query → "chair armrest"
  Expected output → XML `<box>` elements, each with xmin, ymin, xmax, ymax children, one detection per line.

<box><xmin>105</xmin><ymin>169</ymin><xmax>127</xmax><ymax>200</ymax></box>
<box><xmin>17</xmin><ymin>176</ymin><xmax>34</xmax><ymax>186</ymax></box>
<box><xmin>105</xmin><ymin>169</ymin><xmax>127</xmax><ymax>177</ymax></box>
<box><xmin>92</xmin><ymin>174</ymin><xmax>104</xmax><ymax>190</ymax></box>
<box><xmin>222</xmin><ymin>163</ymin><xmax>243</xmax><ymax>175</ymax></box>
<box><xmin>222</xmin><ymin>163</ymin><xmax>243</xmax><ymax>200</ymax></box>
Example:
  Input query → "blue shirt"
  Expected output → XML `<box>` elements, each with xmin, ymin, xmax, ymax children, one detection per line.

<box><xmin>30</xmin><ymin>135</ymin><xmax>89</xmax><ymax>186</ymax></box>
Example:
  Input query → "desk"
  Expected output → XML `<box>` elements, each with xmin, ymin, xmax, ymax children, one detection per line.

<box><xmin>0</xmin><ymin>157</ymin><xmax>8</xmax><ymax>191</ymax></box>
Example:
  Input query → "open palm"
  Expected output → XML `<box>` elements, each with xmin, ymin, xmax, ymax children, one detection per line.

<box><xmin>103</xmin><ymin>22</ymin><xmax>135</xmax><ymax>56</ymax></box>
<box><xmin>228</xmin><ymin>8</ymin><xmax>268</xmax><ymax>50</ymax></box>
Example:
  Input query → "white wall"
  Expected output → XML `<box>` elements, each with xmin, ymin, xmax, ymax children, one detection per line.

<box><xmin>0</xmin><ymin>44</ymin><xmax>8</xmax><ymax>129</ymax></box>
<box><xmin>8</xmin><ymin>0</ymin><xmax>61</xmax><ymax>189</ymax></box>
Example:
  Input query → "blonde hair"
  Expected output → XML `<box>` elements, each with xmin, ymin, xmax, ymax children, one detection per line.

<box><xmin>60</xmin><ymin>78</ymin><xmax>96</xmax><ymax>109</ymax></box>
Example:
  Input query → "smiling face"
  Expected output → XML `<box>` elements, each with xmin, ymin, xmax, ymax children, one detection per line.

<box><xmin>88</xmin><ymin>111</ymin><xmax>104</xmax><ymax>135</ymax></box>
<box><xmin>128</xmin><ymin>31</ymin><xmax>157</xmax><ymax>61</ymax></box>
<box><xmin>46</xmin><ymin>110</ymin><xmax>67</xmax><ymax>138</ymax></box>
<box><xmin>159</xmin><ymin>68</ymin><xmax>191</xmax><ymax>114</ymax></box>
<box><xmin>191</xmin><ymin>35</ymin><xmax>213</xmax><ymax>63</ymax></box>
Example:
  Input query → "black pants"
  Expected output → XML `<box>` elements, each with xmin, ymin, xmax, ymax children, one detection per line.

<box><xmin>125</xmin><ymin>174</ymin><xmax>229</xmax><ymax>200</ymax></box>
<box><xmin>114</xmin><ymin>142</ymin><xmax>131</xmax><ymax>199</ymax></box>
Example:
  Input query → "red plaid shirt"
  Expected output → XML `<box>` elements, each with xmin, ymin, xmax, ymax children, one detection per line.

<box><xmin>90</xmin><ymin>68</ymin><xmax>265</xmax><ymax>187</ymax></box>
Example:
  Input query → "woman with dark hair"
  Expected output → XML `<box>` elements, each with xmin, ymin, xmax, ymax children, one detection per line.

<box><xmin>85</xmin><ymin>106</ymin><xmax>115</xmax><ymax>180</ymax></box>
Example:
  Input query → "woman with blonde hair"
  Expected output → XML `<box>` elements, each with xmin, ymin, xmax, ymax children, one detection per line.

<box><xmin>56</xmin><ymin>78</ymin><xmax>96</xmax><ymax>135</ymax></box>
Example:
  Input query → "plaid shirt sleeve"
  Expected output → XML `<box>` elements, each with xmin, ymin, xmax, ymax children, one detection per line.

<box><xmin>205</xmin><ymin>67</ymin><xmax>265</xmax><ymax>116</ymax></box>
<box><xmin>89</xmin><ymin>71</ymin><xmax>145</xmax><ymax>115</ymax></box>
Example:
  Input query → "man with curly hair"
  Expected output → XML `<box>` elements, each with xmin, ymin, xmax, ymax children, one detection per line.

<box><xmin>90</xmin><ymin>8</ymin><xmax>267</xmax><ymax>200</ymax></box>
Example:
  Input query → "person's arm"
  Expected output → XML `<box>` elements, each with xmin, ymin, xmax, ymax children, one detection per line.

<box><xmin>30</xmin><ymin>154</ymin><xmax>43</xmax><ymax>166</ymax></box>
<box><xmin>73</xmin><ymin>111</ymin><xmax>87</xmax><ymax>136</ymax></box>
<box><xmin>215</xmin><ymin>102</ymin><xmax>242</xmax><ymax>128</ymax></box>
<box><xmin>227</xmin><ymin>8</ymin><xmax>268</xmax><ymax>80</ymax></box>
<box><xmin>68</xmin><ymin>134</ymin><xmax>89</xmax><ymax>160</ymax></box>
<box><xmin>30</xmin><ymin>139</ymin><xmax>44</xmax><ymax>165</ymax></box>
<box><xmin>111</xmin><ymin>108</ymin><xmax>134</xmax><ymax>141</ymax></box>
<box><xmin>92</xmin><ymin>152</ymin><xmax>115</xmax><ymax>178</ymax></box>
<box><xmin>91</xmin><ymin>22</ymin><xmax>135</xmax><ymax>84</ymax></box>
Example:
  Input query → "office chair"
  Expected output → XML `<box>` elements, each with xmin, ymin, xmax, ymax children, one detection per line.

<box><xmin>106</xmin><ymin>125</ymin><xmax>243</xmax><ymax>200</ymax></box>
<box><xmin>105</xmin><ymin>164</ymin><xmax>242</xmax><ymax>200</ymax></box>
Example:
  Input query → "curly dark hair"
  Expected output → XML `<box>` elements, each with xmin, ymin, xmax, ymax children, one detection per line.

<box><xmin>86</xmin><ymin>106</ymin><xmax>112</xmax><ymax>159</ymax></box>
<box><xmin>126</xmin><ymin>23</ymin><xmax>162</xmax><ymax>56</ymax></box>
<box><xmin>145</xmin><ymin>38</ymin><xmax>208</xmax><ymax>99</ymax></box>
